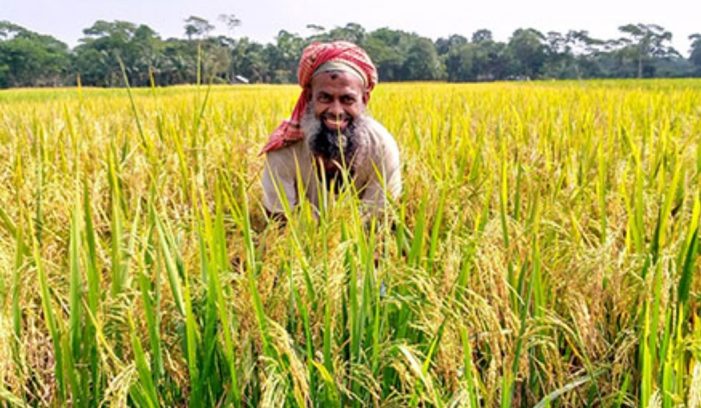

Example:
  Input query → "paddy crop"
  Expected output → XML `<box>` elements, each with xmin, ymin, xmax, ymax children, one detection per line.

<box><xmin>0</xmin><ymin>80</ymin><xmax>700</xmax><ymax>407</ymax></box>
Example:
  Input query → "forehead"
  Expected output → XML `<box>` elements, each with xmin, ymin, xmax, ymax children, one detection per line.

<box><xmin>310</xmin><ymin>71</ymin><xmax>364</xmax><ymax>95</ymax></box>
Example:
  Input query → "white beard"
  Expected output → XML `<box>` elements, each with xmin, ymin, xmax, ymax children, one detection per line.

<box><xmin>300</xmin><ymin>104</ymin><xmax>370</xmax><ymax>169</ymax></box>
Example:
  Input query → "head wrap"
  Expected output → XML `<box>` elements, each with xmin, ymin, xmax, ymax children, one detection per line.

<box><xmin>260</xmin><ymin>41</ymin><xmax>378</xmax><ymax>154</ymax></box>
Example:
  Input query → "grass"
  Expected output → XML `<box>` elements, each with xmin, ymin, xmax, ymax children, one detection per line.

<box><xmin>0</xmin><ymin>79</ymin><xmax>700</xmax><ymax>406</ymax></box>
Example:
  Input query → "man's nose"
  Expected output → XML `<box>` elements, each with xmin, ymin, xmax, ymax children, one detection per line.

<box><xmin>328</xmin><ymin>100</ymin><xmax>343</xmax><ymax>116</ymax></box>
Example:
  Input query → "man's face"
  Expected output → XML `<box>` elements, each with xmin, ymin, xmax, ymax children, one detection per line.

<box><xmin>309</xmin><ymin>71</ymin><xmax>369</xmax><ymax>131</ymax></box>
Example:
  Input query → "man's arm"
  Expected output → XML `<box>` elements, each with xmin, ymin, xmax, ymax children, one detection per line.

<box><xmin>261</xmin><ymin>149</ymin><xmax>298</xmax><ymax>218</ymax></box>
<box><xmin>360</xmin><ymin>132</ymin><xmax>402</xmax><ymax>215</ymax></box>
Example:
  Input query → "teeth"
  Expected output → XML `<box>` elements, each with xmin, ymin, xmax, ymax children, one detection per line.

<box><xmin>326</xmin><ymin>119</ymin><xmax>345</xmax><ymax>126</ymax></box>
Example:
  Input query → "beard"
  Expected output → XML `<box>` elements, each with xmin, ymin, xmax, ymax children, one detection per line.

<box><xmin>301</xmin><ymin>106</ymin><xmax>367</xmax><ymax>168</ymax></box>
<box><xmin>301</xmin><ymin>105</ymin><xmax>368</xmax><ymax>192</ymax></box>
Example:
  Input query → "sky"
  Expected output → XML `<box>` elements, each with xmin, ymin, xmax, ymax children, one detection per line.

<box><xmin>2</xmin><ymin>0</ymin><xmax>697</xmax><ymax>57</ymax></box>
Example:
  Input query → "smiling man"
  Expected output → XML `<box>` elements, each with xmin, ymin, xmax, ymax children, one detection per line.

<box><xmin>260</xmin><ymin>41</ymin><xmax>401</xmax><ymax>220</ymax></box>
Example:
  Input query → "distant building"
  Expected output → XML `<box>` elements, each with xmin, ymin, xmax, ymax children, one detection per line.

<box><xmin>233</xmin><ymin>75</ymin><xmax>250</xmax><ymax>84</ymax></box>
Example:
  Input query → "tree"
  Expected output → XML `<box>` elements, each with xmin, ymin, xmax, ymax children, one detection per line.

<box><xmin>324</xmin><ymin>23</ymin><xmax>367</xmax><ymax>45</ymax></box>
<box><xmin>437</xmin><ymin>29</ymin><xmax>511</xmax><ymax>82</ymax></box>
<box><xmin>444</xmin><ymin>43</ymin><xmax>477</xmax><ymax>81</ymax></box>
<box><xmin>617</xmin><ymin>23</ymin><xmax>679</xmax><ymax>78</ymax></box>
<box><xmin>0</xmin><ymin>21</ymin><xmax>25</xmax><ymax>39</ymax></box>
<box><xmin>2</xmin><ymin>18</ymin><xmax>700</xmax><ymax>88</ymax></box>
<box><xmin>435</xmin><ymin>34</ymin><xmax>467</xmax><ymax>55</ymax></box>
<box><xmin>403</xmin><ymin>37</ymin><xmax>444</xmax><ymax>80</ymax></box>
<box><xmin>73</xmin><ymin>20</ymin><xmax>161</xmax><ymax>86</ymax></box>
<box><xmin>306</xmin><ymin>24</ymin><xmax>325</xmax><ymax>34</ymax></box>
<box><xmin>507</xmin><ymin>28</ymin><xmax>547</xmax><ymax>79</ymax></box>
<box><xmin>159</xmin><ymin>39</ymin><xmax>197</xmax><ymax>84</ymax></box>
<box><xmin>218</xmin><ymin>14</ymin><xmax>241</xmax><ymax>35</ymax></box>
<box><xmin>364</xmin><ymin>28</ymin><xmax>408</xmax><ymax>81</ymax></box>
<box><xmin>559</xmin><ymin>31</ymin><xmax>606</xmax><ymax>78</ymax></box>
<box><xmin>541</xmin><ymin>31</ymin><xmax>576</xmax><ymax>78</ymax></box>
<box><xmin>0</xmin><ymin>21</ymin><xmax>70</xmax><ymax>87</ymax></box>
<box><xmin>184</xmin><ymin>16</ymin><xmax>214</xmax><ymax>40</ymax></box>
<box><xmin>263</xmin><ymin>30</ymin><xmax>304</xmax><ymax>83</ymax></box>
<box><xmin>472</xmin><ymin>29</ymin><xmax>493</xmax><ymax>44</ymax></box>
<box><xmin>230</xmin><ymin>37</ymin><xmax>268</xmax><ymax>82</ymax></box>
<box><xmin>180</xmin><ymin>17</ymin><xmax>235</xmax><ymax>83</ymax></box>
<box><xmin>690</xmin><ymin>34</ymin><xmax>701</xmax><ymax>74</ymax></box>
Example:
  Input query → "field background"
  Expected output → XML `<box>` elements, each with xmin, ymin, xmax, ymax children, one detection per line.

<box><xmin>0</xmin><ymin>80</ymin><xmax>700</xmax><ymax>407</ymax></box>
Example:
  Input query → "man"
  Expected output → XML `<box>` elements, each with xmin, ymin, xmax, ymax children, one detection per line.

<box><xmin>261</xmin><ymin>41</ymin><xmax>401</xmax><ymax>220</ymax></box>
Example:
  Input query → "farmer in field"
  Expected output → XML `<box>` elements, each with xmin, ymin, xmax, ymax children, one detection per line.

<box><xmin>261</xmin><ymin>41</ymin><xmax>401</xmax><ymax>220</ymax></box>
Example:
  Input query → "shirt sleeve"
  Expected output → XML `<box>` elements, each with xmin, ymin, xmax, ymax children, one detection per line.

<box><xmin>262</xmin><ymin>149</ymin><xmax>298</xmax><ymax>214</ymax></box>
<box><xmin>360</xmin><ymin>130</ymin><xmax>402</xmax><ymax>214</ymax></box>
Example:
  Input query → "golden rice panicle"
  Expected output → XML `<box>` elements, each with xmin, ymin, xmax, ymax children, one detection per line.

<box><xmin>0</xmin><ymin>80</ymin><xmax>700</xmax><ymax>406</ymax></box>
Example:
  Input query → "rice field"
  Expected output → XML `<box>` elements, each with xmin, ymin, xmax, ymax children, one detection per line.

<box><xmin>0</xmin><ymin>79</ymin><xmax>700</xmax><ymax>407</ymax></box>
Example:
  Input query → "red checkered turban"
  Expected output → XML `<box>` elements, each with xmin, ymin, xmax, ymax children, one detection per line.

<box><xmin>260</xmin><ymin>41</ymin><xmax>378</xmax><ymax>154</ymax></box>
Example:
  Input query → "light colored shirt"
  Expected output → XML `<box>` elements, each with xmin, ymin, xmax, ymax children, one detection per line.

<box><xmin>262</xmin><ymin>116</ymin><xmax>401</xmax><ymax>216</ymax></box>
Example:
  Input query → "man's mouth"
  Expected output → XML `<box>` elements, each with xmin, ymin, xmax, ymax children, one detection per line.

<box><xmin>322</xmin><ymin>115</ymin><xmax>349</xmax><ymax>130</ymax></box>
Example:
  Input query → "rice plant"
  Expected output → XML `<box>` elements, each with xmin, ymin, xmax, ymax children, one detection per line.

<box><xmin>0</xmin><ymin>79</ymin><xmax>700</xmax><ymax>406</ymax></box>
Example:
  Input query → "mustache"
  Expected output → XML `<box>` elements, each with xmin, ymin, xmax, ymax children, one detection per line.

<box><xmin>319</xmin><ymin>112</ymin><xmax>352</xmax><ymax>122</ymax></box>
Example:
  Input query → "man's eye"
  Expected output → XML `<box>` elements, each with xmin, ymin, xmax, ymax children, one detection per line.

<box><xmin>341</xmin><ymin>96</ymin><xmax>355</xmax><ymax>104</ymax></box>
<box><xmin>318</xmin><ymin>95</ymin><xmax>331</xmax><ymax>102</ymax></box>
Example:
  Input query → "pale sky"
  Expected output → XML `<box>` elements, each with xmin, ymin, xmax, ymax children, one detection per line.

<box><xmin>2</xmin><ymin>0</ymin><xmax>697</xmax><ymax>57</ymax></box>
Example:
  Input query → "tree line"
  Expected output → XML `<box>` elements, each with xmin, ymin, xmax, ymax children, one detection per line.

<box><xmin>1</xmin><ymin>16</ymin><xmax>700</xmax><ymax>88</ymax></box>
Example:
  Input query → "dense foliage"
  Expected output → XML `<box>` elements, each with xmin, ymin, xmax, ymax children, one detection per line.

<box><xmin>1</xmin><ymin>18</ymin><xmax>700</xmax><ymax>88</ymax></box>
